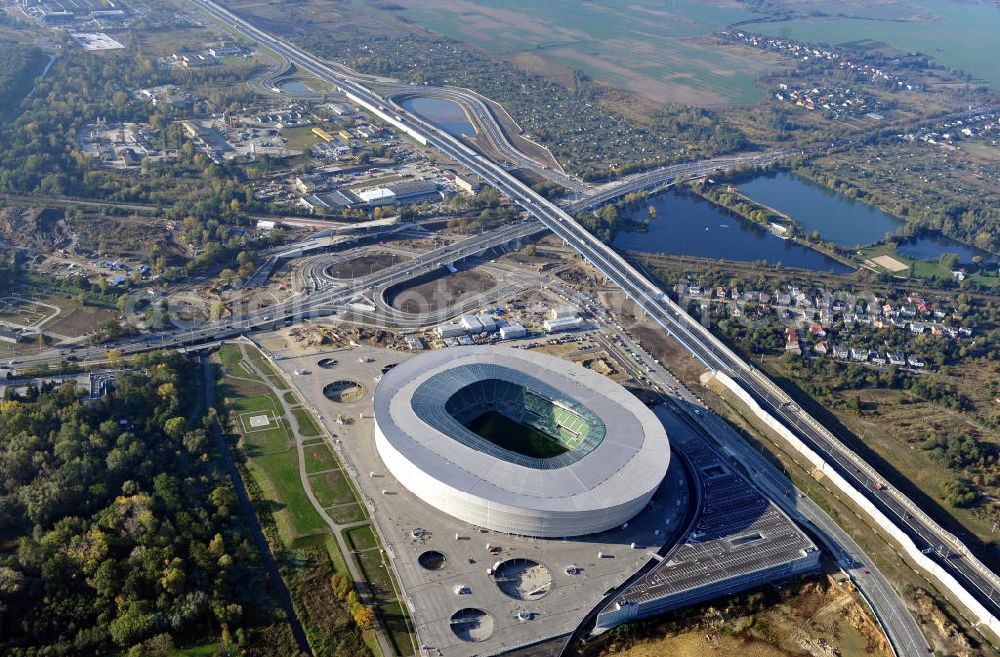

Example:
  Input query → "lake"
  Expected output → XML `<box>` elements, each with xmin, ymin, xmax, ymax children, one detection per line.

<box><xmin>737</xmin><ymin>171</ymin><xmax>905</xmax><ymax>248</ymax></box>
<box><xmin>613</xmin><ymin>191</ymin><xmax>853</xmax><ymax>273</ymax></box>
<box><xmin>897</xmin><ymin>234</ymin><xmax>998</xmax><ymax>266</ymax></box>
<box><xmin>400</xmin><ymin>96</ymin><xmax>476</xmax><ymax>137</ymax></box>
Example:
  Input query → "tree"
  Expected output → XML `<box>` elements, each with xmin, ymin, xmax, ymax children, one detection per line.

<box><xmin>352</xmin><ymin>604</ymin><xmax>376</xmax><ymax>630</ymax></box>
<box><xmin>109</xmin><ymin>605</ymin><xmax>156</xmax><ymax>647</ymax></box>
<box><xmin>938</xmin><ymin>251</ymin><xmax>960</xmax><ymax>271</ymax></box>
<box><xmin>163</xmin><ymin>416</ymin><xmax>186</xmax><ymax>439</ymax></box>
<box><xmin>218</xmin><ymin>268</ymin><xmax>237</xmax><ymax>286</ymax></box>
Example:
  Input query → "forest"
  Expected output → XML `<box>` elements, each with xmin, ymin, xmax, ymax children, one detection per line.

<box><xmin>0</xmin><ymin>352</ymin><xmax>298</xmax><ymax>656</ymax></box>
<box><xmin>0</xmin><ymin>39</ymin><xmax>46</xmax><ymax>120</ymax></box>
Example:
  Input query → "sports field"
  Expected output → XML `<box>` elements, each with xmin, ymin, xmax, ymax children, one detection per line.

<box><xmin>467</xmin><ymin>410</ymin><xmax>569</xmax><ymax>458</ymax></box>
<box><xmin>0</xmin><ymin>296</ymin><xmax>59</xmax><ymax>328</ymax></box>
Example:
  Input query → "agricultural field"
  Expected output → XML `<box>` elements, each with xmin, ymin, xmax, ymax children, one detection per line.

<box><xmin>745</xmin><ymin>0</ymin><xmax>1000</xmax><ymax>91</ymax></box>
<box><xmin>354</xmin><ymin>0</ymin><xmax>778</xmax><ymax>107</ymax></box>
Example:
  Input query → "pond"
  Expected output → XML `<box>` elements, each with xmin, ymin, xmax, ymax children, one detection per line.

<box><xmin>400</xmin><ymin>96</ymin><xmax>477</xmax><ymax>137</ymax></box>
<box><xmin>278</xmin><ymin>79</ymin><xmax>313</xmax><ymax>93</ymax></box>
<box><xmin>896</xmin><ymin>234</ymin><xmax>998</xmax><ymax>266</ymax></box>
<box><xmin>613</xmin><ymin>191</ymin><xmax>853</xmax><ymax>273</ymax></box>
<box><xmin>736</xmin><ymin>171</ymin><xmax>905</xmax><ymax>248</ymax></box>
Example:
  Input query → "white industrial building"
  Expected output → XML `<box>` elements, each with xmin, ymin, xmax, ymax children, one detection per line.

<box><xmin>460</xmin><ymin>313</ymin><xmax>497</xmax><ymax>334</ymax></box>
<box><xmin>544</xmin><ymin>316</ymin><xmax>586</xmax><ymax>333</ymax></box>
<box><xmin>373</xmin><ymin>347</ymin><xmax>671</xmax><ymax>537</ymax></box>
<box><xmin>499</xmin><ymin>323</ymin><xmax>526</xmax><ymax>340</ymax></box>
<box><xmin>459</xmin><ymin>314</ymin><xmax>483</xmax><ymax>333</ymax></box>
<box><xmin>550</xmin><ymin>305</ymin><xmax>579</xmax><ymax>320</ymax></box>
<box><xmin>475</xmin><ymin>313</ymin><xmax>497</xmax><ymax>333</ymax></box>
<box><xmin>437</xmin><ymin>322</ymin><xmax>466</xmax><ymax>338</ymax></box>
<box><xmin>358</xmin><ymin>180</ymin><xmax>441</xmax><ymax>207</ymax></box>
<box><xmin>404</xmin><ymin>335</ymin><xmax>426</xmax><ymax>350</ymax></box>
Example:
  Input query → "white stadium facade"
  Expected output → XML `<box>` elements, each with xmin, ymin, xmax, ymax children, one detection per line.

<box><xmin>373</xmin><ymin>346</ymin><xmax>671</xmax><ymax>537</ymax></box>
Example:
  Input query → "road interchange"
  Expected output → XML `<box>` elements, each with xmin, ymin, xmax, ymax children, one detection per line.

<box><xmin>52</xmin><ymin>0</ymin><xmax>997</xmax><ymax>650</ymax></box>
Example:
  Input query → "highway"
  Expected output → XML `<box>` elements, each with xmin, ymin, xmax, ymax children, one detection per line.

<box><xmin>149</xmin><ymin>0</ymin><xmax>1000</xmax><ymax>649</ymax></box>
<box><xmin>11</xmin><ymin>219</ymin><xmax>545</xmax><ymax>370</ymax></box>
<box><xmin>565</xmin><ymin>149</ymin><xmax>798</xmax><ymax>213</ymax></box>
<box><xmin>551</xmin><ymin>289</ymin><xmax>926</xmax><ymax>654</ymax></box>
<box><xmin>383</xmin><ymin>85</ymin><xmax>588</xmax><ymax>192</ymax></box>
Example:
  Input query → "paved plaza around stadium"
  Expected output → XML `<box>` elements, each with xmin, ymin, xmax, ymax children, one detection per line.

<box><xmin>269</xmin><ymin>342</ymin><xmax>692</xmax><ymax>656</ymax></box>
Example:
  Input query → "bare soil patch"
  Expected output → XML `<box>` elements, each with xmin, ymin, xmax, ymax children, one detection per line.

<box><xmin>584</xmin><ymin>576</ymin><xmax>887</xmax><ymax>657</ymax></box>
<box><xmin>47</xmin><ymin>306</ymin><xmax>117</xmax><ymax>337</ymax></box>
<box><xmin>869</xmin><ymin>254</ymin><xmax>909</xmax><ymax>272</ymax></box>
<box><xmin>389</xmin><ymin>268</ymin><xmax>496</xmax><ymax>313</ymax></box>
<box><xmin>325</xmin><ymin>252</ymin><xmax>407</xmax><ymax>279</ymax></box>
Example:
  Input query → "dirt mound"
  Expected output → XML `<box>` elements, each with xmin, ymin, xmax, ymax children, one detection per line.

<box><xmin>0</xmin><ymin>207</ymin><xmax>69</xmax><ymax>250</ymax></box>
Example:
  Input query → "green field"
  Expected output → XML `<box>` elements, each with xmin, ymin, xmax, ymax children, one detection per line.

<box><xmin>309</xmin><ymin>469</ymin><xmax>356</xmax><ymax>507</ymax></box>
<box><xmin>467</xmin><ymin>410</ymin><xmax>569</xmax><ymax>458</ymax></box>
<box><xmin>747</xmin><ymin>0</ymin><xmax>1000</xmax><ymax>90</ymax></box>
<box><xmin>376</xmin><ymin>600</ymin><xmax>415</xmax><ymax>657</ymax></box>
<box><xmin>378</xmin><ymin>0</ymin><xmax>775</xmax><ymax>106</ymax></box>
<box><xmin>293</xmin><ymin>407</ymin><xmax>322</xmax><ymax>437</ymax></box>
<box><xmin>244</xmin><ymin>348</ymin><xmax>290</xmax><ymax>391</ymax></box>
<box><xmin>282</xmin><ymin>125</ymin><xmax>323</xmax><ymax>152</ymax></box>
<box><xmin>168</xmin><ymin>642</ymin><xmax>221</xmax><ymax>657</ymax></box>
<box><xmin>249</xmin><ymin>451</ymin><xmax>329</xmax><ymax>540</ymax></box>
<box><xmin>345</xmin><ymin>524</ymin><xmax>379</xmax><ymax>552</ymax></box>
<box><xmin>219</xmin><ymin>344</ymin><xmax>262</xmax><ymax>381</ymax></box>
<box><xmin>327</xmin><ymin>503</ymin><xmax>365</xmax><ymax>525</ymax></box>
<box><xmin>303</xmin><ymin>442</ymin><xmax>340</xmax><ymax>473</ymax></box>
<box><xmin>221</xmin><ymin>346</ymin><xmax>328</xmax><ymax>542</ymax></box>
<box><xmin>233</xmin><ymin>394</ymin><xmax>290</xmax><ymax>455</ymax></box>
<box><xmin>859</xmin><ymin>243</ymin><xmax>1000</xmax><ymax>286</ymax></box>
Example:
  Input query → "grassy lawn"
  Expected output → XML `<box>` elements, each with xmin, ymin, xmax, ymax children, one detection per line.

<box><xmin>327</xmin><ymin>503</ymin><xmax>365</xmax><ymax>525</ymax></box>
<box><xmin>859</xmin><ymin>243</ymin><xmax>1000</xmax><ymax>286</ymax></box>
<box><xmin>283</xmin><ymin>125</ymin><xmax>322</xmax><ymax>152</ymax></box>
<box><xmin>356</xmin><ymin>549</ymin><xmax>394</xmax><ymax>599</ymax></box>
<box><xmin>219</xmin><ymin>343</ymin><xmax>262</xmax><ymax>382</ymax></box>
<box><xmin>293</xmin><ymin>407</ymin><xmax>322</xmax><ymax>437</ymax></box>
<box><xmin>467</xmin><ymin>410</ymin><xmax>568</xmax><ymax>457</ymax></box>
<box><xmin>243</xmin><ymin>346</ymin><xmax>290</xmax><ymax>391</ymax></box>
<box><xmin>249</xmin><ymin>450</ymin><xmax>329</xmax><ymax>542</ymax></box>
<box><xmin>289</xmin><ymin>532</ymin><xmax>349</xmax><ymax>579</ymax></box>
<box><xmin>283</xmin><ymin>390</ymin><xmax>298</xmax><ymax>404</ymax></box>
<box><xmin>376</xmin><ymin>600</ymin><xmax>415</xmax><ymax>657</ymax></box>
<box><xmin>310</xmin><ymin>469</ymin><xmax>356</xmax><ymax>507</ymax></box>
<box><xmin>344</xmin><ymin>524</ymin><xmax>379</xmax><ymax>552</ymax></box>
<box><xmin>168</xmin><ymin>642</ymin><xmax>221</xmax><ymax>657</ymax></box>
<box><xmin>303</xmin><ymin>443</ymin><xmax>340</xmax><ymax>474</ymax></box>
<box><xmin>232</xmin><ymin>394</ymin><xmax>290</xmax><ymax>456</ymax></box>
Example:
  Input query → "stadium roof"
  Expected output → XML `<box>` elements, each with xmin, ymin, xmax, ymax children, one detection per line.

<box><xmin>374</xmin><ymin>346</ymin><xmax>670</xmax><ymax>515</ymax></box>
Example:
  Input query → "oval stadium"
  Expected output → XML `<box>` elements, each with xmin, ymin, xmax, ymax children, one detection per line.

<box><xmin>373</xmin><ymin>346</ymin><xmax>670</xmax><ymax>537</ymax></box>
